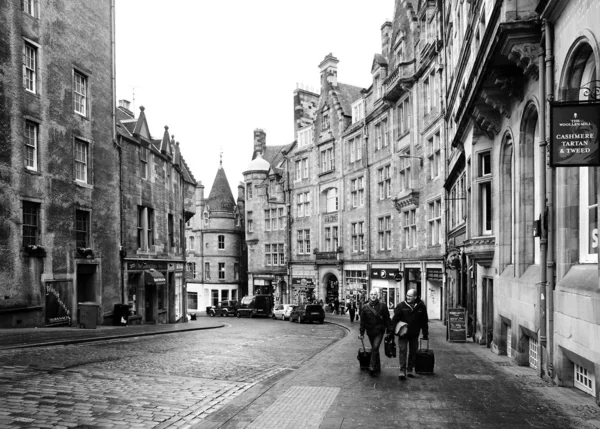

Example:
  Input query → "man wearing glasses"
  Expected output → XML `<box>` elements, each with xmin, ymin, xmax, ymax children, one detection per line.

<box><xmin>389</xmin><ymin>289</ymin><xmax>429</xmax><ymax>380</ymax></box>
<box><xmin>358</xmin><ymin>288</ymin><xmax>392</xmax><ymax>376</ymax></box>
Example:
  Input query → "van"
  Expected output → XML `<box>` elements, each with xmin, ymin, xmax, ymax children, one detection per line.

<box><xmin>237</xmin><ymin>295</ymin><xmax>273</xmax><ymax>318</ymax></box>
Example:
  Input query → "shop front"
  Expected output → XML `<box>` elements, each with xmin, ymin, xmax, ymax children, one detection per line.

<box><xmin>344</xmin><ymin>268</ymin><xmax>367</xmax><ymax>304</ymax></box>
<box><xmin>425</xmin><ymin>266</ymin><xmax>443</xmax><ymax>320</ymax></box>
<box><xmin>252</xmin><ymin>278</ymin><xmax>274</xmax><ymax>295</ymax></box>
<box><xmin>371</xmin><ymin>267</ymin><xmax>403</xmax><ymax>310</ymax></box>
<box><xmin>291</xmin><ymin>277</ymin><xmax>315</xmax><ymax>304</ymax></box>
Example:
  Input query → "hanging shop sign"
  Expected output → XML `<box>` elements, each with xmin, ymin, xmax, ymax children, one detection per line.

<box><xmin>370</xmin><ymin>268</ymin><xmax>400</xmax><ymax>280</ymax></box>
<box><xmin>550</xmin><ymin>101</ymin><xmax>600</xmax><ymax>167</ymax></box>
<box><xmin>292</xmin><ymin>277</ymin><xmax>315</xmax><ymax>287</ymax></box>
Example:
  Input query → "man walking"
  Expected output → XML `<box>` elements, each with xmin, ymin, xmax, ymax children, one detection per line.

<box><xmin>358</xmin><ymin>288</ymin><xmax>391</xmax><ymax>376</ymax></box>
<box><xmin>348</xmin><ymin>299</ymin><xmax>357</xmax><ymax>323</ymax></box>
<box><xmin>389</xmin><ymin>288</ymin><xmax>429</xmax><ymax>380</ymax></box>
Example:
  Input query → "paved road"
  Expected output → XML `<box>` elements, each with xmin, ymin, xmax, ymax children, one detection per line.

<box><xmin>0</xmin><ymin>317</ymin><xmax>344</xmax><ymax>428</ymax></box>
<box><xmin>0</xmin><ymin>316</ymin><xmax>598</xmax><ymax>429</ymax></box>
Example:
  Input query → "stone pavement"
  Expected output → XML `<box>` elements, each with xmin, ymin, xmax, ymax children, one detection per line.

<box><xmin>195</xmin><ymin>313</ymin><xmax>600</xmax><ymax>429</ymax></box>
<box><xmin>0</xmin><ymin>317</ymin><xmax>224</xmax><ymax>350</ymax></box>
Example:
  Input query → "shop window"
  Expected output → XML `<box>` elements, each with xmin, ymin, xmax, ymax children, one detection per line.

<box><xmin>221</xmin><ymin>290</ymin><xmax>229</xmax><ymax>301</ymax></box>
<box><xmin>211</xmin><ymin>289</ymin><xmax>218</xmax><ymax>306</ymax></box>
<box><xmin>188</xmin><ymin>292</ymin><xmax>198</xmax><ymax>310</ymax></box>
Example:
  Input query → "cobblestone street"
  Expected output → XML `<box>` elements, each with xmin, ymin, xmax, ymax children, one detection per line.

<box><xmin>0</xmin><ymin>318</ymin><xmax>343</xmax><ymax>428</ymax></box>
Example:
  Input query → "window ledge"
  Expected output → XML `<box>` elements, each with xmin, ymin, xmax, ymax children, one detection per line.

<box><xmin>74</xmin><ymin>180</ymin><xmax>93</xmax><ymax>189</ymax></box>
<box><xmin>24</xmin><ymin>168</ymin><xmax>42</xmax><ymax>176</ymax></box>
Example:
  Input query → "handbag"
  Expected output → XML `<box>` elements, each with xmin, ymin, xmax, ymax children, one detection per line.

<box><xmin>395</xmin><ymin>321</ymin><xmax>408</xmax><ymax>337</ymax></box>
<box><xmin>384</xmin><ymin>334</ymin><xmax>396</xmax><ymax>358</ymax></box>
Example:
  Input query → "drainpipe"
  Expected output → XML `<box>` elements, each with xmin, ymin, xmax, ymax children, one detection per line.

<box><xmin>538</xmin><ymin>29</ymin><xmax>547</xmax><ymax>379</ymax></box>
<box><xmin>543</xmin><ymin>19</ymin><xmax>555</xmax><ymax>379</ymax></box>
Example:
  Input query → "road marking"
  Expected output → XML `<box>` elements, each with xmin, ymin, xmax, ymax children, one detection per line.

<box><xmin>246</xmin><ymin>386</ymin><xmax>339</xmax><ymax>429</ymax></box>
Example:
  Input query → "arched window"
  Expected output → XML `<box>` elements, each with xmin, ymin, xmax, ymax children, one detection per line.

<box><xmin>499</xmin><ymin>134</ymin><xmax>514</xmax><ymax>271</ymax></box>
<box><xmin>562</xmin><ymin>41</ymin><xmax>598</xmax><ymax>264</ymax></box>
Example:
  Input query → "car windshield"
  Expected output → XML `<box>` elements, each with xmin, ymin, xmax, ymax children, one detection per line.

<box><xmin>241</xmin><ymin>296</ymin><xmax>254</xmax><ymax>305</ymax></box>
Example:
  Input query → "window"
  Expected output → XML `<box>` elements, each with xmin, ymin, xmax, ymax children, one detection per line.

<box><xmin>580</xmin><ymin>167</ymin><xmax>598</xmax><ymax>262</ymax></box>
<box><xmin>137</xmin><ymin>206</ymin><xmax>154</xmax><ymax>250</ymax></box>
<box><xmin>477</xmin><ymin>151</ymin><xmax>492</xmax><ymax>235</ymax></box>
<box><xmin>325</xmin><ymin>227</ymin><xmax>332</xmax><ymax>251</ymax></box>
<box><xmin>203</xmin><ymin>211</ymin><xmax>209</xmax><ymax>227</ymax></box>
<box><xmin>278</xmin><ymin>243</ymin><xmax>285</xmax><ymax>265</ymax></box>
<box><xmin>376</xmin><ymin>122</ymin><xmax>383</xmax><ymax>150</ymax></box>
<box><xmin>296</xmin><ymin>192</ymin><xmax>310</xmax><ymax>217</ymax></box>
<box><xmin>303</xmin><ymin>158</ymin><xmax>309</xmax><ymax>178</ymax></box>
<box><xmin>427</xmin><ymin>132</ymin><xmax>441</xmax><ymax>179</ymax></box>
<box><xmin>575</xmin><ymin>363</ymin><xmax>596</xmax><ymax>396</ymax></box>
<box><xmin>298</xmin><ymin>126</ymin><xmax>313</xmax><ymax>147</ymax></box>
<box><xmin>396</xmin><ymin>98</ymin><xmax>410</xmax><ymax>138</ymax></box>
<box><xmin>322</xmin><ymin>111</ymin><xmax>330</xmax><ymax>131</ymax></box>
<box><xmin>265</xmin><ymin>244</ymin><xmax>284</xmax><ymax>266</ymax></box>
<box><xmin>399</xmin><ymin>154</ymin><xmax>411</xmax><ymax>191</ymax></box>
<box><xmin>297</xmin><ymin>230</ymin><xmax>310</xmax><ymax>254</ymax></box>
<box><xmin>428</xmin><ymin>199</ymin><xmax>442</xmax><ymax>246</ymax></box>
<box><xmin>378</xmin><ymin>165</ymin><xmax>391</xmax><ymax>199</ymax></box>
<box><xmin>378</xmin><ymin>216</ymin><xmax>392</xmax><ymax>250</ymax></box>
<box><xmin>374</xmin><ymin>74</ymin><xmax>382</xmax><ymax>99</ymax></box>
<box><xmin>75</xmin><ymin>210</ymin><xmax>90</xmax><ymax>248</ymax></box>
<box><xmin>218</xmin><ymin>235</ymin><xmax>225</xmax><ymax>249</ymax></box>
<box><xmin>423</xmin><ymin>76</ymin><xmax>431</xmax><ymax>114</ymax></box>
<box><xmin>218</xmin><ymin>263</ymin><xmax>225</xmax><ymax>280</ymax></box>
<box><xmin>247</xmin><ymin>183</ymin><xmax>253</xmax><ymax>199</ymax></box>
<box><xmin>325</xmin><ymin>227</ymin><xmax>339</xmax><ymax>252</ymax></box>
<box><xmin>205</xmin><ymin>262</ymin><xmax>210</xmax><ymax>280</ymax></box>
<box><xmin>382</xmin><ymin>119</ymin><xmax>389</xmax><ymax>147</ymax></box>
<box><xmin>326</xmin><ymin>188</ymin><xmax>338</xmax><ymax>212</ymax></box>
<box><xmin>22</xmin><ymin>0</ymin><xmax>38</xmax><ymax>17</ymax></box>
<box><xmin>22</xmin><ymin>201</ymin><xmax>40</xmax><ymax>246</ymax></box>
<box><xmin>140</xmin><ymin>146</ymin><xmax>148</xmax><ymax>180</ymax></box>
<box><xmin>186</xmin><ymin>262</ymin><xmax>197</xmax><ymax>279</ymax></box>
<box><xmin>404</xmin><ymin>209</ymin><xmax>417</xmax><ymax>248</ymax></box>
<box><xmin>234</xmin><ymin>263</ymin><xmax>239</xmax><ymax>281</ymax></box>
<box><xmin>25</xmin><ymin>120</ymin><xmax>38</xmax><ymax>171</ymax></box>
<box><xmin>449</xmin><ymin>174</ymin><xmax>466</xmax><ymax>229</ymax></box>
<box><xmin>73</xmin><ymin>71</ymin><xmax>87</xmax><ymax>116</ymax></box>
<box><xmin>23</xmin><ymin>42</ymin><xmax>37</xmax><ymax>93</ymax></box>
<box><xmin>320</xmin><ymin>147</ymin><xmax>334</xmax><ymax>173</ymax></box>
<box><xmin>265</xmin><ymin>209</ymin><xmax>271</xmax><ymax>230</ymax></box>
<box><xmin>168</xmin><ymin>214</ymin><xmax>174</xmax><ymax>248</ymax></box>
<box><xmin>351</xmin><ymin>100</ymin><xmax>365</xmax><ymax>123</ymax></box>
<box><xmin>349</xmin><ymin>135</ymin><xmax>362</xmax><ymax>163</ymax></box>
<box><xmin>528</xmin><ymin>336</ymin><xmax>538</xmax><ymax>369</ymax></box>
<box><xmin>188</xmin><ymin>291</ymin><xmax>198</xmax><ymax>310</ymax></box>
<box><xmin>278</xmin><ymin>208</ymin><xmax>285</xmax><ymax>230</ymax></box>
<box><xmin>333</xmin><ymin>226</ymin><xmax>338</xmax><ymax>250</ymax></box>
<box><xmin>247</xmin><ymin>212</ymin><xmax>253</xmax><ymax>233</ymax></box>
<box><xmin>74</xmin><ymin>139</ymin><xmax>89</xmax><ymax>183</ymax></box>
<box><xmin>295</xmin><ymin>160</ymin><xmax>301</xmax><ymax>180</ymax></box>
<box><xmin>188</xmin><ymin>236</ymin><xmax>195</xmax><ymax>252</ymax></box>
<box><xmin>351</xmin><ymin>222</ymin><xmax>365</xmax><ymax>252</ymax></box>
<box><xmin>351</xmin><ymin>177</ymin><xmax>364</xmax><ymax>207</ymax></box>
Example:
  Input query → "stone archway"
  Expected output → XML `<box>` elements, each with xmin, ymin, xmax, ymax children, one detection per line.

<box><xmin>323</xmin><ymin>272</ymin><xmax>339</xmax><ymax>305</ymax></box>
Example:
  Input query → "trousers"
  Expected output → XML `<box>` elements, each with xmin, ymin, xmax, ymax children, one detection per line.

<box><xmin>398</xmin><ymin>336</ymin><xmax>419</xmax><ymax>371</ymax></box>
<box><xmin>367</xmin><ymin>332</ymin><xmax>384</xmax><ymax>371</ymax></box>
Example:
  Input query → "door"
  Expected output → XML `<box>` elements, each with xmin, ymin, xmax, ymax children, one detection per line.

<box><xmin>482</xmin><ymin>277</ymin><xmax>493</xmax><ymax>347</ymax></box>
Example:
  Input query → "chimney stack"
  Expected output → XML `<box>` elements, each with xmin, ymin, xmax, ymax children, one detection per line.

<box><xmin>254</xmin><ymin>129</ymin><xmax>266</xmax><ymax>155</ymax></box>
<box><xmin>381</xmin><ymin>21</ymin><xmax>392</xmax><ymax>59</ymax></box>
<box><xmin>319</xmin><ymin>53</ymin><xmax>339</xmax><ymax>90</ymax></box>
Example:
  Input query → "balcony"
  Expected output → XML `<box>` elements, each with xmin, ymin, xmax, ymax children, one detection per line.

<box><xmin>383</xmin><ymin>60</ymin><xmax>417</xmax><ymax>103</ymax></box>
<box><xmin>393</xmin><ymin>189</ymin><xmax>420</xmax><ymax>212</ymax></box>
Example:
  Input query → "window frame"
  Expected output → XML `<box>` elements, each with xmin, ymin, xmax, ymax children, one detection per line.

<box><xmin>22</xmin><ymin>201</ymin><xmax>41</xmax><ymax>247</ymax></box>
<box><xmin>218</xmin><ymin>234</ymin><xmax>225</xmax><ymax>250</ymax></box>
<box><xmin>23</xmin><ymin>41</ymin><xmax>37</xmax><ymax>94</ymax></box>
<box><xmin>73</xmin><ymin>70</ymin><xmax>88</xmax><ymax>117</ymax></box>
<box><xmin>24</xmin><ymin>120</ymin><xmax>39</xmax><ymax>171</ymax></box>
<box><xmin>74</xmin><ymin>138</ymin><xmax>90</xmax><ymax>184</ymax></box>
<box><xmin>75</xmin><ymin>209</ymin><xmax>90</xmax><ymax>249</ymax></box>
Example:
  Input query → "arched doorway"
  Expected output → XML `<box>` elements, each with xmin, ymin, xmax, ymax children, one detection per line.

<box><xmin>324</xmin><ymin>273</ymin><xmax>339</xmax><ymax>305</ymax></box>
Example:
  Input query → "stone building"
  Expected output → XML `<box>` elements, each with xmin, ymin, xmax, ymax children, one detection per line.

<box><xmin>443</xmin><ymin>0</ymin><xmax>599</xmax><ymax>403</ymax></box>
<box><xmin>0</xmin><ymin>1</ymin><xmax>120</xmax><ymax>328</ymax></box>
<box><xmin>116</xmin><ymin>102</ymin><xmax>196</xmax><ymax>324</ymax></box>
<box><xmin>185</xmin><ymin>162</ymin><xmax>245</xmax><ymax>312</ymax></box>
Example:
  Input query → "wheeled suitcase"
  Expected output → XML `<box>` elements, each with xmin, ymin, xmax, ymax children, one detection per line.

<box><xmin>357</xmin><ymin>338</ymin><xmax>372</xmax><ymax>370</ymax></box>
<box><xmin>415</xmin><ymin>339</ymin><xmax>435</xmax><ymax>374</ymax></box>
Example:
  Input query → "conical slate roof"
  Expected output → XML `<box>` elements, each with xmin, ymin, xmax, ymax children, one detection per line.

<box><xmin>206</xmin><ymin>166</ymin><xmax>236</xmax><ymax>212</ymax></box>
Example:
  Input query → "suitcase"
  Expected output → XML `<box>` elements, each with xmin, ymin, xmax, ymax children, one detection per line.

<box><xmin>415</xmin><ymin>339</ymin><xmax>435</xmax><ymax>374</ymax></box>
<box><xmin>357</xmin><ymin>338</ymin><xmax>372</xmax><ymax>370</ymax></box>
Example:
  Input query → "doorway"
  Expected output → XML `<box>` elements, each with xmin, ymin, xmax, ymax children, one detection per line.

<box><xmin>76</xmin><ymin>264</ymin><xmax>97</xmax><ymax>303</ymax></box>
<box><xmin>482</xmin><ymin>277</ymin><xmax>494</xmax><ymax>347</ymax></box>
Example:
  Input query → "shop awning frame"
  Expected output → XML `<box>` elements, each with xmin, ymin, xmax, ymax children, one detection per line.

<box><xmin>144</xmin><ymin>269</ymin><xmax>166</xmax><ymax>286</ymax></box>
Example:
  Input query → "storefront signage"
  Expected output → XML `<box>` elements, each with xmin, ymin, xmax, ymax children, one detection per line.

<box><xmin>292</xmin><ymin>277</ymin><xmax>315</xmax><ymax>287</ymax></box>
<box><xmin>45</xmin><ymin>281</ymin><xmax>72</xmax><ymax>326</ymax></box>
<box><xmin>550</xmin><ymin>102</ymin><xmax>600</xmax><ymax>167</ymax></box>
<box><xmin>447</xmin><ymin>307</ymin><xmax>467</xmax><ymax>342</ymax></box>
<box><xmin>126</xmin><ymin>261</ymin><xmax>168</xmax><ymax>271</ymax></box>
<box><xmin>370</xmin><ymin>268</ymin><xmax>399</xmax><ymax>279</ymax></box>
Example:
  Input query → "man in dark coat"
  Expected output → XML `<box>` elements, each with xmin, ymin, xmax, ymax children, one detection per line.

<box><xmin>389</xmin><ymin>288</ymin><xmax>429</xmax><ymax>380</ymax></box>
<box><xmin>358</xmin><ymin>288</ymin><xmax>391</xmax><ymax>375</ymax></box>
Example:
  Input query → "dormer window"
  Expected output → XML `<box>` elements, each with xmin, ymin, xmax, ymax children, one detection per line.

<box><xmin>298</xmin><ymin>126</ymin><xmax>313</xmax><ymax>148</ymax></box>
<box><xmin>351</xmin><ymin>100</ymin><xmax>365</xmax><ymax>124</ymax></box>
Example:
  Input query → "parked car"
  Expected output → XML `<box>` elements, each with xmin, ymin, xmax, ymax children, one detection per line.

<box><xmin>289</xmin><ymin>304</ymin><xmax>325</xmax><ymax>324</ymax></box>
<box><xmin>206</xmin><ymin>300</ymin><xmax>239</xmax><ymax>317</ymax></box>
<box><xmin>272</xmin><ymin>304</ymin><xmax>296</xmax><ymax>321</ymax></box>
<box><xmin>237</xmin><ymin>295</ymin><xmax>274</xmax><ymax>318</ymax></box>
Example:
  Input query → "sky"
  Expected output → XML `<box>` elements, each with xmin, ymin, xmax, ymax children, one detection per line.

<box><xmin>115</xmin><ymin>0</ymin><xmax>393</xmax><ymax>194</ymax></box>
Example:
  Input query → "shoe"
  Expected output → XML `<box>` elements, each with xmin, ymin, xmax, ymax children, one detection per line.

<box><xmin>398</xmin><ymin>370</ymin><xmax>407</xmax><ymax>380</ymax></box>
<box><xmin>407</xmin><ymin>370</ymin><xmax>415</xmax><ymax>378</ymax></box>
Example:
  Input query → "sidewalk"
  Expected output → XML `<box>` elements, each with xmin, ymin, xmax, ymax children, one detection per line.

<box><xmin>0</xmin><ymin>317</ymin><xmax>224</xmax><ymax>350</ymax></box>
<box><xmin>196</xmin><ymin>313</ymin><xmax>600</xmax><ymax>429</ymax></box>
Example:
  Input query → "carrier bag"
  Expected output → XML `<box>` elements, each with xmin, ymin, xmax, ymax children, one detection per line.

<box><xmin>357</xmin><ymin>338</ymin><xmax>372</xmax><ymax>370</ymax></box>
<box><xmin>415</xmin><ymin>338</ymin><xmax>435</xmax><ymax>374</ymax></box>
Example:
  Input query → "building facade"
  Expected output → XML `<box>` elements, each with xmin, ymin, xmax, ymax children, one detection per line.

<box><xmin>116</xmin><ymin>103</ymin><xmax>196</xmax><ymax>325</ymax></box>
<box><xmin>185</xmin><ymin>165</ymin><xmax>245</xmax><ymax>313</ymax></box>
<box><xmin>0</xmin><ymin>1</ymin><xmax>120</xmax><ymax>328</ymax></box>
<box><xmin>443</xmin><ymin>0</ymin><xmax>599</xmax><ymax>402</ymax></box>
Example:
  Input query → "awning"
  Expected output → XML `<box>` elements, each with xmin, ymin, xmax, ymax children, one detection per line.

<box><xmin>144</xmin><ymin>269</ymin><xmax>166</xmax><ymax>286</ymax></box>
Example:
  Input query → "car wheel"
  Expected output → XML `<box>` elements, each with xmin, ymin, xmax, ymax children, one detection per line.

<box><xmin>209</xmin><ymin>311</ymin><xmax>215</xmax><ymax>317</ymax></box>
